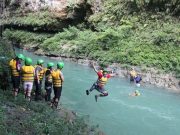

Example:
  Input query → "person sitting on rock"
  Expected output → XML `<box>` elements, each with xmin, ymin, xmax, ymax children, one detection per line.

<box><xmin>134</xmin><ymin>74</ymin><xmax>142</xmax><ymax>87</ymax></box>
<box><xmin>129</xmin><ymin>67</ymin><xmax>137</xmax><ymax>83</ymax></box>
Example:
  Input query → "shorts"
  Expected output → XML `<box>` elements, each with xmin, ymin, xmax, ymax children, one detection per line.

<box><xmin>12</xmin><ymin>76</ymin><xmax>20</xmax><ymax>89</ymax></box>
<box><xmin>135</xmin><ymin>76</ymin><xmax>142</xmax><ymax>83</ymax></box>
<box><xmin>53</xmin><ymin>86</ymin><xmax>62</xmax><ymax>100</ymax></box>
<box><xmin>90</xmin><ymin>83</ymin><xmax>108</xmax><ymax>94</ymax></box>
<box><xmin>130</xmin><ymin>76</ymin><xmax>134</xmax><ymax>82</ymax></box>
<box><xmin>23</xmin><ymin>82</ymin><xmax>33</xmax><ymax>93</ymax></box>
<box><xmin>45</xmin><ymin>81</ymin><xmax>52</xmax><ymax>90</ymax></box>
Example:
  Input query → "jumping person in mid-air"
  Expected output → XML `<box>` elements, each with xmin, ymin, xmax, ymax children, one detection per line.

<box><xmin>86</xmin><ymin>62</ymin><xmax>115</xmax><ymax>102</ymax></box>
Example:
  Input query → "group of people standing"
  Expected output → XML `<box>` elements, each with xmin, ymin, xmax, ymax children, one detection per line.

<box><xmin>9</xmin><ymin>53</ymin><xmax>64</xmax><ymax>108</ymax></box>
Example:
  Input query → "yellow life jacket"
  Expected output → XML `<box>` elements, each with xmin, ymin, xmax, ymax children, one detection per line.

<box><xmin>52</xmin><ymin>69</ymin><xmax>62</xmax><ymax>87</ymax></box>
<box><xmin>34</xmin><ymin>65</ymin><xmax>45</xmax><ymax>81</ymax></box>
<box><xmin>9</xmin><ymin>59</ymin><xmax>20</xmax><ymax>77</ymax></box>
<box><xmin>21</xmin><ymin>66</ymin><xmax>34</xmax><ymax>82</ymax></box>
<box><xmin>130</xmin><ymin>70</ymin><xmax>137</xmax><ymax>78</ymax></box>
<box><xmin>97</xmin><ymin>76</ymin><xmax>108</xmax><ymax>87</ymax></box>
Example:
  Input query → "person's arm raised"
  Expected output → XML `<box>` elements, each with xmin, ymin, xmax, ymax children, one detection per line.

<box><xmin>92</xmin><ymin>62</ymin><xmax>98</xmax><ymax>73</ymax></box>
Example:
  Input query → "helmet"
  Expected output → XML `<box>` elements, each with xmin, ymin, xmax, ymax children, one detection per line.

<box><xmin>57</xmin><ymin>62</ymin><xmax>64</xmax><ymax>69</ymax></box>
<box><xmin>103</xmin><ymin>70</ymin><xmax>108</xmax><ymax>74</ymax></box>
<box><xmin>135</xmin><ymin>90</ymin><xmax>139</xmax><ymax>93</ymax></box>
<box><xmin>25</xmin><ymin>57</ymin><xmax>32</xmax><ymax>66</ymax></box>
<box><xmin>37</xmin><ymin>59</ymin><xmax>44</xmax><ymax>65</ymax></box>
<box><xmin>136</xmin><ymin>83</ymin><xmax>141</xmax><ymax>87</ymax></box>
<box><xmin>17</xmin><ymin>54</ymin><xmax>25</xmax><ymax>60</ymax></box>
<box><xmin>47</xmin><ymin>62</ymin><xmax>54</xmax><ymax>68</ymax></box>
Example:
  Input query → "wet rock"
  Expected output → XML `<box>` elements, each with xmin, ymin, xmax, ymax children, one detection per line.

<box><xmin>34</xmin><ymin>49</ymin><xmax>45</xmax><ymax>56</ymax></box>
<box><xmin>77</xmin><ymin>59</ymin><xmax>91</xmax><ymax>66</ymax></box>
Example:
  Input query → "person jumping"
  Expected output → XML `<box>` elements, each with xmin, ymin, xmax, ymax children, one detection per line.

<box><xmin>86</xmin><ymin>62</ymin><xmax>115</xmax><ymax>102</ymax></box>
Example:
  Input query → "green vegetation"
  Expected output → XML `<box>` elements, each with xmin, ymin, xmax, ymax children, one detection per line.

<box><xmin>3</xmin><ymin>20</ymin><xmax>180</xmax><ymax>77</ymax></box>
<box><xmin>1</xmin><ymin>11</ymin><xmax>67</xmax><ymax>31</ymax></box>
<box><xmin>0</xmin><ymin>90</ymin><xmax>100</xmax><ymax>135</ymax></box>
<box><xmin>126</xmin><ymin>0</ymin><xmax>180</xmax><ymax>15</ymax></box>
<box><xmin>2</xmin><ymin>0</ymin><xmax>180</xmax><ymax>77</ymax></box>
<box><xmin>3</xmin><ymin>29</ymin><xmax>52</xmax><ymax>46</ymax></box>
<box><xmin>88</xmin><ymin>0</ymin><xmax>180</xmax><ymax>15</ymax></box>
<box><xmin>0</xmin><ymin>39</ymin><xmax>14</xmax><ymax>74</ymax></box>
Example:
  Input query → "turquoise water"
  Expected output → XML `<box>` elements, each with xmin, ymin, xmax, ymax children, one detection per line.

<box><xmin>16</xmin><ymin>49</ymin><xmax>180</xmax><ymax>135</ymax></box>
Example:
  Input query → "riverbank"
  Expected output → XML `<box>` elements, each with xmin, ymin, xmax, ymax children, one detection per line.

<box><xmin>0</xmin><ymin>89</ymin><xmax>104</xmax><ymax>135</ymax></box>
<box><xmin>20</xmin><ymin>44</ymin><xmax>180</xmax><ymax>92</ymax></box>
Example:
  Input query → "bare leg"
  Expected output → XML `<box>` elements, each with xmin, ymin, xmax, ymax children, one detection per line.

<box><xmin>14</xmin><ymin>88</ymin><xmax>18</xmax><ymax>97</ymax></box>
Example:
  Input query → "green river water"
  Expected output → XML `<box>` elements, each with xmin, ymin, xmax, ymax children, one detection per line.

<box><xmin>16</xmin><ymin>48</ymin><xmax>180</xmax><ymax>135</ymax></box>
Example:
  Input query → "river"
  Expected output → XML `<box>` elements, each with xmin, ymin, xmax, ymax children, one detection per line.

<box><xmin>16</xmin><ymin>48</ymin><xmax>180</xmax><ymax>135</ymax></box>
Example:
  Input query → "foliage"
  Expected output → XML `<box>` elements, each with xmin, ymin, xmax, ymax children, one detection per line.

<box><xmin>100</xmin><ymin>0</ymin><xmax>180</xmax><ymax>15</ymax></box>
<box><xmin>2</xmin><ymin>0</ymin><xmax>180</xmax><ymax>77</ymax></box>
<box><xmin>89</xmin><ymin>0</ymin><xmax>180</xmax><ymax>26</ymax></box>
<box><xmin>0</xmin><ymin>39</ymin><xmax>14</xmax><ymax>74</ymax></box>
<box><xmin>1</xmin><ymin>11</ymin><xmax>63</xmax><ymax>31</ymax></box>
<box><xmin>3</xmin><ymin>29</ymin><xmax>53</xmax><ymax>45</ymax></box>
<box><xmin>129</xmin><ymin>0</ymin><xmax>180</xmax><ymax>14</ymax></box>
<box><xmin>3</xmin><ymin>21</ymin><xmax>180</xmax><ymax>76</ymax></box>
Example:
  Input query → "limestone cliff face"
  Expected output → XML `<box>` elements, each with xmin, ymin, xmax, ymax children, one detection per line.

<box><xmin>2</xmin><ymin>0</ymin><xmax>93</xmax><ymax>31</ymax></box>
<box><xmin>24</xmin><ymin>0</ymin><xmax>68</xmax><ymax>11</ymax></box>
<box><xmin>10</xmin><ymin>0</ymin><xmax>74</xmax><ymax>11</ymax></box>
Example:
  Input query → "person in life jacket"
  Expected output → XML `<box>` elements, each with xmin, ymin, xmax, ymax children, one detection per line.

<box><xmin>134</xmin><ymin>74</ymin><xmax>142</xmax><ymax>87</ymax></box>
<box><xmin>51</xmin><ymin>62</ymin><xmax>64</xmax><ymax>109</ymax></box>
<box><xmin>21</xmin><ymin>57</ymin><xmax>35</xmax><ymax>101</ymax></box>
<box><xmin>9</xmin><ymin>53</ymin><xmax>25</xmax><ymax>97</ymax></box>
<box><xmin>86</xmin><ymin>62</ymin><xmax>115</xmax><ymax>102</ymax></box>
<box><xmin>129</xmin><ymin>67</ymin><xmax>137</xmax><ymax>83</ymax></box>
<box><xmin>34</xmin><ymin>59</ymin><xmax>45</xmax><ymax>101</ymax></box>
<box><xmin>129</xmin><ymin>90</ymin><xmax>141</xmax><ymax>97</ymax></box>
<box><xmin>44</xmin><ymin>62</ymin><xmax>54</xmax><ymax>102</ymax></box>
